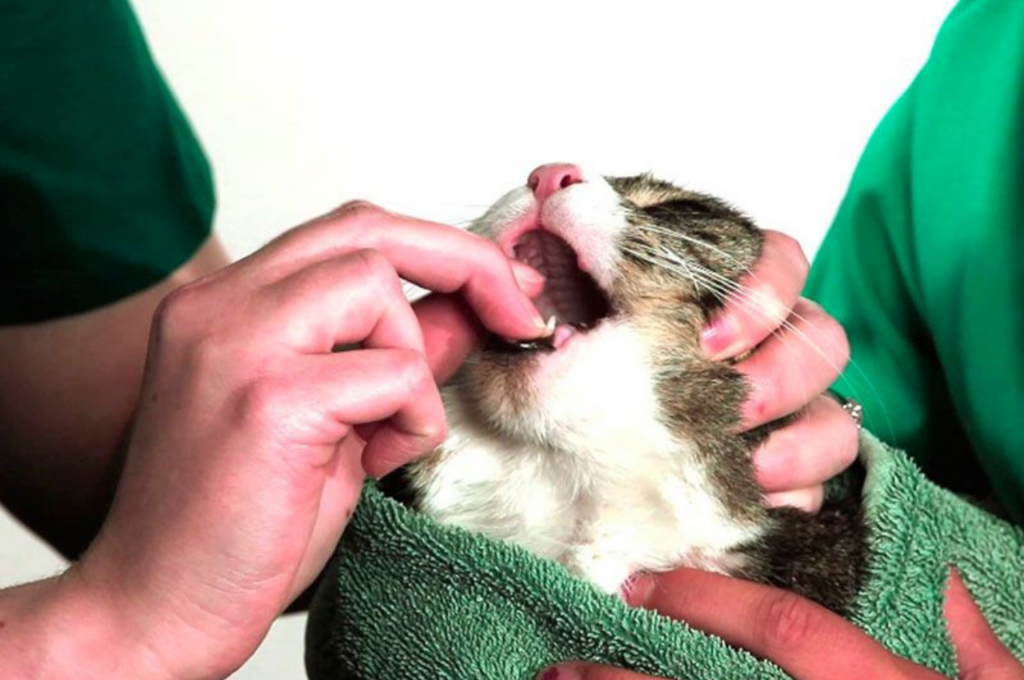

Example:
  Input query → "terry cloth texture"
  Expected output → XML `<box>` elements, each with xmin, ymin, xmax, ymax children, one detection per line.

<box><xmin>306</xmin><ymin>433</ymin><xmax>1024</xmax><ymax>680</ymax></box>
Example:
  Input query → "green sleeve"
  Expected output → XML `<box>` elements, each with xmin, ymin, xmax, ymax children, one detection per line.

<box><xmin>0</xmin><ymin>0</ymin><xmax>215</xmax><ymax>324</ymax></box>
<box><xmin>806</xmin><ymin>0</ymin><xmax>1024</xmax><ymax>521</ymax></box>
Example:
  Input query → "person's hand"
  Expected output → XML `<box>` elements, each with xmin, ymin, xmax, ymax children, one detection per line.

<box><xmin>700</xmin><ymin>230</ymin><xmax>856</xmax><ymax>512</ymax></box>
<box><xmin>542</xmin><ymin>568</ymin><xmax>1024</xmax><ymax>680</ymax></box>
<box><xmin>56</xmin><ymin>201</ymin><xmax>548</xmax><ymax>680</ymax></box>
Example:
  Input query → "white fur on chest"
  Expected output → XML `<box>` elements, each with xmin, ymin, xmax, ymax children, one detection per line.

<box><xmin>415</xmin><ymin>322</ymin><xmax>763</xmax><ymax>593</ymax></box>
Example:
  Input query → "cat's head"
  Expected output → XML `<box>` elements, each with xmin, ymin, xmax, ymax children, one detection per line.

<box><xmin>451</xmin><ymin>164</ymin><xmax>763</xmax><ymax>451</ymax></box>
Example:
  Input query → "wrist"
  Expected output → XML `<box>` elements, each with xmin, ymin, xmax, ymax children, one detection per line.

<box><xmin>72</xmin><ymin>537</ymin><xmax>262</xmax><ymax>680</ymax></box>
<box><xmin>0</xmin><ymin>568</ymin><xmax>171</xmax><ymax>680</ymax></box>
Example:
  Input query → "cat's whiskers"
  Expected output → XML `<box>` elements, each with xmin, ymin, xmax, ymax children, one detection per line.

<box><xmin>635</xmin><ymin>222</ymin><xmax>757</xmax><ymax>276</ymax></box>
<box><xmin>638</xmin><ymin>222</ymin><xmax>874</xmax><ymax>396</ymax></box>
<box><xmin>632</xmin><ymin>243</ymin><xmax>836</xmax><ymax>381</ymax></box>
<box><xmin>624</xmin><ymin>240</ymin><xmax>894</xmax><ymax>438</ymax></box>
<box><xmin>623</xmin><ymin>244</ymin><xmax>705</xmax><ymax>297</ymax></box>
<box><xmin>689</xmin><ymin>263</ymin><xmax>893</xmax><ymax>435</ymax></box>
<box><xmin>635</xmin><ymin>220</ymin><xmax>801</xmax><ymax>321</ymax></box>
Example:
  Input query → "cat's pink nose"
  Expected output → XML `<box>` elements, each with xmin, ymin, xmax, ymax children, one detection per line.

<box><xmin>527</xmin><ymin>163</ymin><xmax>585</xmax><ymax>203</ymax></box>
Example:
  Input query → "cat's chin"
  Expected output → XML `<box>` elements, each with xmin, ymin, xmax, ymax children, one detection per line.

<box><xmin>462</xmin><ymin>318</ymin><xmax>651</xmax><ymax>450</ymax></box>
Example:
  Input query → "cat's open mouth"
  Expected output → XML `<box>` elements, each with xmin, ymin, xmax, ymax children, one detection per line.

<box><xmin>486</xmin><ymin>228</ymin><xmax>611</xmax><ymax>354</ymax></box>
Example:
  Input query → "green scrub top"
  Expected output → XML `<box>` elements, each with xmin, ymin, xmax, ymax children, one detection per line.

<box><xmin>0</xmin><ymin>0</ymin><xmax>214</xmax><ymax>325</ymax></box>
<box><xmin>806</xmin><ymin>0</ymin><xmax>1024</xmax><ymax>521</ymax></box>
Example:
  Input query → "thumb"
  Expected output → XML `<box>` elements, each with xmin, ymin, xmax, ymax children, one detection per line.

<box><xmin>944</xmin><ymin>568</ymin><xmax>1024</xmax><ymax>680</ymax></box>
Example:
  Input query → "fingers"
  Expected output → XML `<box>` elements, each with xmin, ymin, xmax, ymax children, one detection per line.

<box><xmin>262</xmin><ymin>250</ymin><xmax>426</xmax><ymax>353</ymax></box>
<box><xmin>734</xmin><ymin>298</ymin><xmax>850</xmax><ymax>428</ymax></box>
<box><xmin>247</xmin><ymin>201</ymin><xmax>549</xmax><ymax>341</ymax></box>
<box><xmin>944</xmin><ymin>569</ymin><xmax>1024</xmax><ymax>680</ymax></box>
<box><xmin>261</xmin><ymin>247</ymin><xmax>545</xmax><ymax>376</ymax></box>
<box><xmin>542</xmin><ymin>570</ymin><xmax>1010</xmax><ymax>680</ymax></box>
<box><xmin>336</xmin><ymin>349</ymin><xmax>445</xmax><ymax>477</ymax></box>
<box><xmin>627</xmin><ymin>568</ymin><xmax>945</xmax><ymax>680</ymax></box>
<box><xmin>763</xmin><ymin>486</ymin><xmax>825</xmax><ymax>513</ymax></box>
<box><xmin>697</xmin><ymin>230</ymin><xmax>854</xmax><ymax>510</ymax></box>
<box><xmin>362</xmin><ymin>417</ymin><xmax>445</xmax><ymax>479</ymax></box>
<box><xmin>702</xmin><ymin>230</ymin><xmax>808</xmax><ymax>360</ymax></box>
<box><xmin>273</xmin><ymin>349</ymin><xmax>445</xmax><ymax>474</ymax></box>
<box><xmin>289</xmin><ymin>436</ymin><xmax>367</xmax><ymax>600</ymax></box>
<box><xmin>412</xmin><ymin>261</ymin><xmax>545</xmax><ymax>382</ymax></box>
<box><xmin>511</xmin><ymin>260</ymin><xmax>548</xmax><ymax>297</ymax></box>
<box><xmin>755</xmin><ymin>395</ymin><xmax>859</xmax><ymax>508</ymax></box>
<box><xmin>414</xmin><ymin>294</ymin><xmax>486</xmax><ymax>382</ymax></box>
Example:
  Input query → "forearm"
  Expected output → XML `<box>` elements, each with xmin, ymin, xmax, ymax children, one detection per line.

<box><xmin>0</xmin><ymin>237</ymin><xmax>231</xmax><ymax>558</ymax></box>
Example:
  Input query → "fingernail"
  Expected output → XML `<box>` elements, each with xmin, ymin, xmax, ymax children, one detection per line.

<box><xmin>751</xmin><ymin>445</ymin><xmax>779</xmax><ymax>489</ymax></box>
<box><xmin>763</xmin><ymin>488</ymin><xmax>822</xmax><ymax>512</ymax></box>
<box><xmin>701</xmin><ymin>315</ymin><xmax>738</xmax><ymax>358</ymax></box>
<box><xmin>762</xmin><ymin>491</ymin><xmax>792</xmax><ymax>508</ymax></box>
<box><xmin>511</xmin><ymin>261</ymin><xmax>545</xmax><ymax>291</ymax></box>
<box><xmin>740</xmin><ymin>384</ymin><xmax>768</xmax><ymax>428</ymax></box>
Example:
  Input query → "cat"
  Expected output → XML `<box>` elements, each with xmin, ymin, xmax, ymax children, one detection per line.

<box><xmin>381</xmin><ymin>164</ymin><xmax>866</xmax><ymax>614</ymax></box>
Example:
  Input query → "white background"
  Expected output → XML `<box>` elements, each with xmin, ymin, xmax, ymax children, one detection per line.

<box><xmin>1</xmin><ymin>1</ymin><xmax>956</xmax><ymax>677</ymax></box>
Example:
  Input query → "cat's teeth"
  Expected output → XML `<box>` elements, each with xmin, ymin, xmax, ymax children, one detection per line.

<box><xmin>544</xmin><ymin>316</ymin><xmax>558</xmax><ymax>335</ymax></box>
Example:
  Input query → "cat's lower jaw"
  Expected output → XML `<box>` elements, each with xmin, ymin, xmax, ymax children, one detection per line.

<box><xmin>389</xmin><ymin>406</ymin><xmax>866</xmax><ymax>614</ymax></box>
<box><xmin>405</xmin><ymin>392</ymin><xmax>769</xmax><ymax>598</ymax></box>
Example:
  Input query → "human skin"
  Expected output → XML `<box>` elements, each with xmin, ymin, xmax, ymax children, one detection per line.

<box><xmin>539</xmin><ymin>237</ymin><xmax>1019</xmax><ymax>680</ymax></box>
<box><xmin>0</xmin><ymin>237</ymin><xmax>232</xmax><ymax>559</ymax></box>
<box><xmin>0</xmin><ymin>204</ymin><xmax>850</xmax><ymax>677</ymax></box>
<box><xmin>542</xmin><ymin>569</ymin><xmax>1024</xmax><ymax>679</ymax></box>
<box><xmin>702</xmin><ymin>230</ymin><xmax>857</xmax><ymax>512</ymax></box>
<box><xmin>0</xmin><ymin>230</ymin><xmax>849</xmax><ymax>565</ymax></box>
<box><xmin>0</xmin><ymin>201</ymin><xmax>553</xmax><ymax>678</ymax></box>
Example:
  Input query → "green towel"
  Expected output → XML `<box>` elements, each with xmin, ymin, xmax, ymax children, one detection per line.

<box><xmin>305</xmin><ymin>433</ymin><xmax>1024</xmax><ymax>679</ymax></box>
